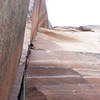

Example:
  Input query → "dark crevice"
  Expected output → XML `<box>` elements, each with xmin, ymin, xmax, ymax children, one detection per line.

<box><xmin>17</xmin><ymin>61</ymin><xmax>27</xmax><ymax>100</ymax></box>
<box><xmin>17</xmin><ymin>43</ymin><xmax>35</xmax><ymax>100</ymax></box>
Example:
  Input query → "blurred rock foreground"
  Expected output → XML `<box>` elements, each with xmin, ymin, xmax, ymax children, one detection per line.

<box><xmin>0</xmin><ymin>0</ymin><xmax>29</xmax><ymax>100</ymax></box>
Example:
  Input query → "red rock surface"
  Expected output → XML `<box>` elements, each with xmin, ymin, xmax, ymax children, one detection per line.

<box><xmin>0</xmin><ymin>0</ymin><xmax>29</xmax><ymax>100</ymax></box>
<box><xmin>31</xmin><ymin>0</ymin><xmax>49</xmax><ymax>42</ymax></box>
<box><xmin>25</xmin><ymin>27</ymin><xmax>100</xmax><ymax>100</ymax></box>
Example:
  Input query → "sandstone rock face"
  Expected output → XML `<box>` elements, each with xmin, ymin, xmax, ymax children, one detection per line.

<box><xmin>31</xmin><ymin>0</ymin><xmax>49</xmax><ymax>41</ymax></box>
<box><xmin>25</xmin><ymin>27</ymin><xmax>100</xmax><ymax>100</ymax></box>
<box><xmin>0</xmin><ymin>0</ymin><xmax>29</xmax><ymax>100</ymax></box>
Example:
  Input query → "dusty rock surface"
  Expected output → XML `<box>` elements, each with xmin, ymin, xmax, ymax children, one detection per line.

<box><xmin>0</xmin><ymin>0</ymin><xmax>29</xmax><ymax>100</ymax></box>
<box><xmin>25</xmin><ymin>27</ymin><xmax>100</xmax><ymax>100</ymax></box>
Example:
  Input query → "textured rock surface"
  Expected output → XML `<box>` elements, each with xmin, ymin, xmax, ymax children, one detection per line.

<box><xmin>9</xmin><ymin>20</ymin><xmax>32</xmax><ymax>100</ymax></box>
<box><xmin>38</xmin><ymin>27</ymin><xmax>100</xmax><ymax>53</ymax></box>
<box><xmin>31</xmin><ymin>0</ymin><xmax>49</xmax><ymax>42</ymax></box>
<box><xmin>0</xmin><ymin>0</ymin><xmax>29</xmax><ymax>100</ymax></box>
<box><xmin>25</xmin><ymin>27</ymin><xmax>100</xmax><ymax>100</ymax></box>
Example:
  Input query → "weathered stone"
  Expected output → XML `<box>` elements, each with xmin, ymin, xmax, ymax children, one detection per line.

<box><xmin>31</xmin><ymin>0</ymin><xmax>49</xmax><ymax>42</ymax></box>
<box><xmin>0</xmin><ymin>0</ymin><xmax>30</xmax><ymax>100</ymax></box>
<box><xmin>25</xmin><ymin>23</ymin><xmax>100</xmax><ymax>100</ymax></box>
